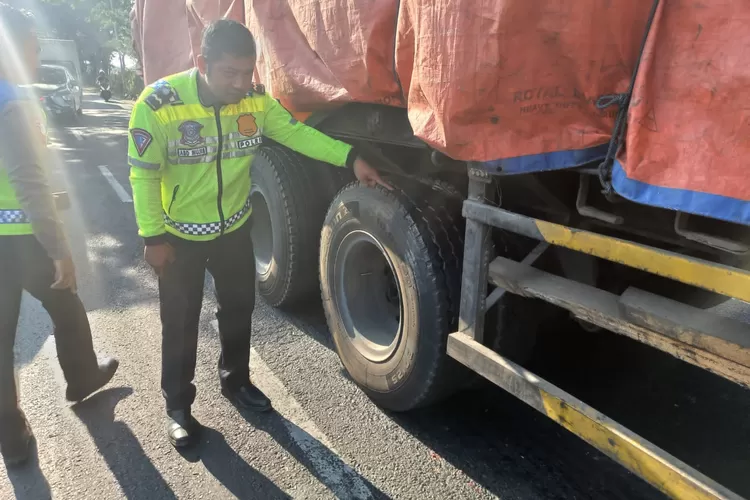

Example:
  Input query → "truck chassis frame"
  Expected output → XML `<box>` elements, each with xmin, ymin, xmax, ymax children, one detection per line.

<box><xmin>449</xmin><ymin>167</ymin><xmax>750</xmax><ymax>500</ymax></box>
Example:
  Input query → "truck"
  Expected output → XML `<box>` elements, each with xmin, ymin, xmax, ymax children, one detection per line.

<box><xmin>38</xmin><ymin>38</ymin><xmax>83</xmax><ymax>114</ymax></box>
<box><xmin>132</xmin><ymin>1</ymin><xmax>750</xmax><ymax>498</ymax></box>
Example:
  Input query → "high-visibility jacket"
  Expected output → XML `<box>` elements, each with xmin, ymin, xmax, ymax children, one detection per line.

<box><xmin>0</xmin><ymin>80</ymin><xmax>45</xmax><ymax>236</ymax></box>
<box><xmin>128</xmin><ymin>69</ymin><xmax>354</xmax><ymax>243</ymax></box>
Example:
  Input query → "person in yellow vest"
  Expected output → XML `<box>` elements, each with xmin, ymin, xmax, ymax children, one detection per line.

<box><xmin>0</xmin><ymin>3</ymin><xmax>118</xmax><ymax>467</ymax></box>
<box><xmin>128</xmin><ymin>19</ymin><xmax>389</xmax><ymax>448</ymax></box>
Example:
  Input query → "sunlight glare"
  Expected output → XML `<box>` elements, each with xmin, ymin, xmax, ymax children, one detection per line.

<box><xmin>0</xmin><ymin>5</ymin><xmax>98</xmax><ymax>278</ymax></box>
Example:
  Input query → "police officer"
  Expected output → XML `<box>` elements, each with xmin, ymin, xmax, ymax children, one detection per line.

<box><xmin>128</xmin><ymin>19</ymin><xmax>389</xmax><ymax>448</ymax></box>
<box><xmin>0</xmin><ymin>3</ymin><xmax>118</xmax><ymax>467</ymax></box>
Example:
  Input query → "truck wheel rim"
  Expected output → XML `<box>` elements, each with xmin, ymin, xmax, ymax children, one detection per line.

<box><xmin>334</xmin><ymin>230</ymin><xmax>403</xmax><ymax>363</ymax></box>
<box><xmin>251</xmin><ymin>190</ymin><xmax>273</xmax><ymax>276</ymax></box>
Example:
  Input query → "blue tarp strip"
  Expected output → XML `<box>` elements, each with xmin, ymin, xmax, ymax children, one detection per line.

<box><xmin>480</xmin><ymin>144</ymin><xmax>608</xmax><ymax>175</ymax></box>
<box><xmin>479</xmin><ymin>143</ymin><xmax>750</xmax><ymax>225</ymax></box>
<box><xmin>611</xmin><ymin>161</ymin><xmax>750</xmax><ymax>226</ymax></box>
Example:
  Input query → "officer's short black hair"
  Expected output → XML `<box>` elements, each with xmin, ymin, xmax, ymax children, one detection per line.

<box><xmin>201</xmin><ymin>19</ymin><xmax>256</xmax><ymax>64</ymax></box>
<box><xmin>0</xmin><ymin>2</ymin><xmax>34</xmax><ymax>46</ymax></box>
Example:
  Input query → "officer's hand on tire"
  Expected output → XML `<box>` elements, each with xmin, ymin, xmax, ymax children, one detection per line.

<box><xmin>51</xmin><ymin>256</ymin><xmax>78</xmax><ymax>294</ymax></box>
<box><xmin>353</xmin><ymin>157</ymin><xmax>392</xmax><ymax>190</ymax></box>
<box><xmin>145</xmin><ymin>243</ymin><xmax>176</xmax><ymax>278</ymax></box>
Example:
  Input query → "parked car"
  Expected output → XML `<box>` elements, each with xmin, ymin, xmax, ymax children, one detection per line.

<box><xmin>25</xmin><ymin>64</ymin><xmax>83</xmax><ymax>120</ymax></box>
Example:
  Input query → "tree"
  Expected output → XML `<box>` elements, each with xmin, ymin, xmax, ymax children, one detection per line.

<box><xmin>89</xmin><ymin>0</ymin><xmax>133</xmax><ymax>90</ymax></box>
<box><xmin>13</xmin><ymin>0</ymin><xmax>134</xmax><ymax>86</ymax></box>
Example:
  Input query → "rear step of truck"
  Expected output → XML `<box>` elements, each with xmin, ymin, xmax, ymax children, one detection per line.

<box><xmin>450</xmin><ymin>169</ymin><xmax>750</xmax><ymax>499</ymax></box>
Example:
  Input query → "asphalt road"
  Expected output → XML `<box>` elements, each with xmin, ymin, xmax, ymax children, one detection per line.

<box><xmin>1</xmin><ymin>94</ymin><xmax>749</xmax><ymax>500</ymax></box>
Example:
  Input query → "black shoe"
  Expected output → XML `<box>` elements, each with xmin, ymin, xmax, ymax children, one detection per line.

<box><xmin>66</xmin><ymin>357</ymin><xmax>119</xmax><ymax>403</ymax></box>
<box><xmin>1</xmin><ymin>415</ymin><xmax>33</xmax><ymax>467</ymax></box>
<box><xmin>167</xmin><ymin>409</ymin><xmax>202</xmax><ymax>448</ymax></box>
<box><xmin>222</xmin><ymin>384</ymin><xmax>272</xmax><ymax>412</ymax></box>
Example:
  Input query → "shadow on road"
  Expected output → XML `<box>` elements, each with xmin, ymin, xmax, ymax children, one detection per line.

<box><xmin>85</xmin><ymin>100</ymin><xmax>128</xmax><ymax>111</ymax></box>
<box><xmin>72</xmin><ymin>387</ymin><xmax>178</xmax><ymax>500</ymax></box>
<box><xmin>275</xmin><ymin>300</ymin><xmax>335</xmax><ymax>352</ymax></box>
<box><xmin>528</xmin><ymin>325</ymin><xmax>750</xmax><ymax>498</ymax></box>
<box><xmin>389</xmin><ymin>384</ymin><xmax>664</xmax><ymax>499</ymax></box>
<box><xmin>177</xmin><ymin>426</ymin><xmax>292</xmax><ymax>500</ymax></box>
<box><xmin>267</xmin><ymin>301</ymin><xmax>660</xmax><ymax>497</ymax></box>
<box><xmin>387</xmin><ymin>319</ymin><xmax>750</xmax><ymax>499</ymax></box>
<box><xmin>5</xmin><ymin>439</ymin><xmax>52</xmax><ymax>500</ymax></box>
<box><xmin>269</xmin><ymin>296</ymin><xmax>750</xmax><ymax>498</ymax></box>
<box><xmin>236</xmin><ymin>408</ymin><xmax>389</xmax><ymax>500</ymax></box>
<box><xmin>16</xmin><ymin>96</ymin><xmax>149</xmax><ymax>367</ymax></box>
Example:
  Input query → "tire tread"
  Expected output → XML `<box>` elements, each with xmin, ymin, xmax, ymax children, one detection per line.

<box><xmin>255</xmin><ymin>145</ymin><xmax>331</xmax><ymax>306</ymax></box>
<box><xmin>395</xmin><ymin>182</ymin><xmax>467</xmax><ymax>408</ymax></box>
<box><xmin>321</xmin><ymin>179</ymin><xmax>466</xmax><ymax>410</ymax></box>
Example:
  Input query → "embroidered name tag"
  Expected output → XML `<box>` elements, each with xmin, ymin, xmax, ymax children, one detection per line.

<box><xmin>178</xmin><ymin>147</ymin><xmax>208</xmax><ymax>157</ymax></box>
<box><xmin>237</xmin><ymin>137</ymin><xmax>263</xmax><ymax>149</ymax></box>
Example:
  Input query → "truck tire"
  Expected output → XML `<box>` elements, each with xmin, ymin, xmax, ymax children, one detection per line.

<box><xmin>251</xmin><ymin>145</ymin><xmax>331</xmax><ymax>307</ymax></box>
<box><xmin>320</xmin><ymin>182</ymin><xmax>466</xmax><ymax>412</ymax></box>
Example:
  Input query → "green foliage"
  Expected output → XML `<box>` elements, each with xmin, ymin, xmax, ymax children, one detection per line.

<box><xmin>88</xmin><ymin>0</ymin><xmax>133</xmax><ymax>57</ymax></box>
<box><xmin>8</xmin><ymin>0</ymin><xmax>136</xmax><ymax>92</ymax></box>
<box><xmin>12</xmin><ymin>0</ymin><xmax>135</xmax><ymax>65</ymax></box>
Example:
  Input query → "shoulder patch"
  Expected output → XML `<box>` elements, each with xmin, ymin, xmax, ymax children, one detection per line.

<box><xmin>130</xmin><ymin>128</ymin><xmax>153</xmax><ymax>157</ymax></box>
<box><xmin>246</xmin><ymin>83</ymin><xmax>266</xmax><ymax>97</ymax></box>
<box><xmin>144</xmin><ymin>79</ymin><xmax>184</xmax><ymax>111</ymax></box>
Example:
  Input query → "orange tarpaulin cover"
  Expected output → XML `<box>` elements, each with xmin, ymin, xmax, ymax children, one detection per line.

<box><xmin>131</xmin><ymin>0</ymin><xmax>750</xmax><ymax>223</ymax></box>
<box><xmin>247</xmin><ymin>0</ymin><xmax>653</xmax><ymax>161</ymax></box>
<box><xmin>131</xmin><ymin>0</ymin><xmax>192</xmax><ymax>85</ymax></box>
<box><xmin>131</xmin><ymin>0</ymin><xmax>243</xmax><ymax>83</ymax></box>
<box><xmin>245</xmin><ymin>0</ymin><xmax>404</xmax><ymax>111</ymax></box>
<box><xmin>186</xmin><ymin>0</ymin><xmax>245</xmax><ymax>67</ymax></box>
<box><xmin>613</xmin><ymin>0</ymin><xmax>750</xmax><ymax>223</ymax></box>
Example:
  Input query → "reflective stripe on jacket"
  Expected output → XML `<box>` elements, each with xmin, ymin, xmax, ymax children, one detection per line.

<box><xmin>0</xmin><ymin>81</ymin><xmax>35</xmax><ymax>236</ymax></box>
<box><xmin>128</xmin><ymin>69</ymin><xmax>354</xmax><ymax>242</ymax></box>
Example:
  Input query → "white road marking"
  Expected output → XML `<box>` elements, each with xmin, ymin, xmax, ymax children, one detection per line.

<box><xmin>211</xmin><ymin>320</ymin><xmax>373</xmax><ymax>500</ymax></box>
<box><xmin>97</xmin><ymin>165</ymin><xmax>132</xmax><ymax>203</ymax></box>
<box><xmin>71</xmin><ymin>129</ymin><xmax>84</xmax><ymax>142</ymax></box>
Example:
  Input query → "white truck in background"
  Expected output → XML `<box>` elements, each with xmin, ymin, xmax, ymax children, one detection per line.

<box><xmin>38</xmin><ymin>38</ymin><xmax>83</xmax><ymax>107</ymax></box>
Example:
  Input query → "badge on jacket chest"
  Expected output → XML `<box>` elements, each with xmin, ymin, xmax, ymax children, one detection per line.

<box><xmin>178</xmin><ymin>120</ymin><xmax>207</xmax><ymax>157</ymax></box>
<box><xmin>179</xmin><ymin>120</ymin><xmax>204</xmax><ymax>146</ymax></box>
<box><xmin>236</xmin><ymin>114</ymin><xmax>263</xmax><ymax>149</ymax></box>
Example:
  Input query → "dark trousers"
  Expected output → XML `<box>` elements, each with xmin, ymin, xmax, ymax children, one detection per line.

<box><xmin>0</xmin><ymin>235</ymin><xmax>98</xmax><ymax>434</ymax></box>
<box><xmin>159</xmin><ymin>220</ymin><xmax>256</xmax><ymax>411</ymax></box>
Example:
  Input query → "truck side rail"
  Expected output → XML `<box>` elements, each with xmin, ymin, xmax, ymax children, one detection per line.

<box><xmin>450</xmin><ymin>167</ymin><xmax>748</xmax><ymax>499</ymax></box>
<box><xmin>448</xmin><ymin>332</ymin><xmax>741</xmax><ymax>500</ymax></box>
<box><xmin>462</xmin><ymin>199</ymin><xmax>750</xmax><ymax>304</ymax></box>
